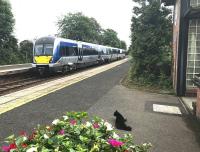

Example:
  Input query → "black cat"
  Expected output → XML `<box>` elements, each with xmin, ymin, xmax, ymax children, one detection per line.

<box><xmin>114</xmin><ymin>110</ymin><xmax>132</xmax><ymax>131</ymax></box>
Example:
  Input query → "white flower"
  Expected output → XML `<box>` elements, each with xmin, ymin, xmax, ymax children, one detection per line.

<box><xmin>100</xmin><ymin>119</ymin><xmax>105</xmax><ymax>124</ymax></box>
<box><xmin>85</xmin><ymin>121</ymin><xmax>92</xmax><ymax>127</ymax></box>
<box><xmin>130</xmin><ymin>145</ymin><xmax>136</xmax><ymax>149</ymax></box>
<box><xmin>113</xmin><ymin>132</ymin><xmax>119</xmax><ymax>139</ymax></box>
<box><xmin>104</xmin><ymin>122</ymin><xmax>113</xmax><ymax>131</ymax></box>
<box><xmin>52</xmin><ymin>119</ymin><xmax>60</xmax><ymax>125</ymax></box>
<box><xmin>26</xmin><ymin>147</ymin><xmax>37</xmax><ymax>152</ymax></box>
<box><xmin>22</xmin><ymin>136</ymin><xmax>28</xmax><ymax>141</ymax></box>
<box><xmin>44</xmin><ymin>134</ymin><xmax>49</xmax><ymax>139</ymax></box>
<box><xmin>63</xmin><ymin>115</ymin><xmax>69</xmax><ymax>120</ymax></box>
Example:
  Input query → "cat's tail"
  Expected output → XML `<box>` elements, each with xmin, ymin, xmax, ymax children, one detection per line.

<box><xmin>125</xmin><ymin>126</ymin><xmax>132</xmax><ymax>131</ymax></box>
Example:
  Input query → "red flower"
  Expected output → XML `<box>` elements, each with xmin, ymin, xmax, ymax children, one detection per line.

<box><xmin>70</xmin><ymin>119</ymin><xmax>77</xmax><ymax>125</ymax></box>
<box><xmin>29</xmin><ymin>132</ymin><xmax>37</xmax><ymax>140</ymax></box>
<box><xmin>93</xmin><ymin>123</ymin><xmax>100</xmax><ymax>129</ymax></box>
<box><xmin>9</xmin><ymin>143</ymin><xmax>17</xmax><ymax>150</ymax></box>
<box><xmin>108</xmin><ymin>139</ymin><xmax>124</xmax><ymax>147</ymax></box>
<box><xmin>21</xmin><ymin>143</ymin><xmax>28</xmax><ymax>148</ymax></box>
<box><xmin>20</xmin><ymin>131</ymin><xmax>27</xmax><ymax>136</ymax></box>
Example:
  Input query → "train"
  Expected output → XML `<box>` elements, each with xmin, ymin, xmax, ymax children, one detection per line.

<box><xmin>32</xmin><ymin>36</ymin><xmax>126</xmax><ymax>75</ymax></box>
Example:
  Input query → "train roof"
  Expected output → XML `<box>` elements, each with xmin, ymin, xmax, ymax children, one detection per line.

<box><xmin>35</xmin><ymin>36</ymin><xmax>55</xmax><ymax>44</ymax></box>
<box><xmin>35</xmin><ymin>36</ymin><xmax>122</xmax><ymax>50</ymax></box>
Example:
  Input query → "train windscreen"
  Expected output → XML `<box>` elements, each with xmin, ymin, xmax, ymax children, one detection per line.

<box><xmin>35</xmin><ymin>44</ymin><xmax>53</xmax><ymax>56</ymax></box>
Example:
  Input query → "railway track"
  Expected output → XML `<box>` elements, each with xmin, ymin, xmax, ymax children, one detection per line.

<box><xmin>0</xmin><ymin>60</ymin><xmax>120</xmax><ymax>96</ymax></box>
<box><xmin>0</xmin><ymin>64</ymin><xmax>97</xmax><ymax>96</ymax></box>
<box><xmin>0</xmin><ymin>77</ymin><xmax>45</xmax><ymax>95</ymax></box>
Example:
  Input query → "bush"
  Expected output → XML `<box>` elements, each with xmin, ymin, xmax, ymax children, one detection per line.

<box><xmin>130</xmin><ymin>0</ymin><xmax>172</xmax><ymax>89</ymax></box>
<box><xmin>1</xmin><ymin>112</ymin><xmax>151</xmax><ymax>152</ymax></box>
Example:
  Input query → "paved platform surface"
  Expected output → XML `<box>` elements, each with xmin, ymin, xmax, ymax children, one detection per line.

<box><xmin>88</xmin><ymin>86</ymin><xmax>200</xmax><ymax>152</ymax></box>
<box><xmin>0</xmin><ymin>61</ymin><xmax>200</xmax><ymax>151</ymax></box>
<box><xmin>0</xmin><ymin>63</ymin><xmax>32</xmax><ymax>75</ymax></box>
<box><xmin>180</xmin><ymin>97</ymin><xmax>196</xmax><ymax>114</ymax></box>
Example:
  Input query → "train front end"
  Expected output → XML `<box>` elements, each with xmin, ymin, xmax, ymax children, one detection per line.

<box><xmin>32</xmin><ymin>37</ymin><xmax>56</xmax><ymax>75</ymax></box>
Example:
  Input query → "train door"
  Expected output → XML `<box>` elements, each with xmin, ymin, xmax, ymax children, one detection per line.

<box><xmin>78</xmin><ymin>47</ymin><xmax>83</xmax><ymax>61</ymax></box>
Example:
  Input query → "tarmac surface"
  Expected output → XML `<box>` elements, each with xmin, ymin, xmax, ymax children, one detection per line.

<box><xmin>0</xmin><ymin>61</ymin><xmax>200</xmax><ymax>151</ymax></box>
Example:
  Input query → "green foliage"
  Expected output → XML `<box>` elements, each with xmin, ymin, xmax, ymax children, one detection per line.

<box><xmin>0</xmin><ymin>0</ymin><xmax>21</xmax><ymax>65</ymax></box>
<box><xmin>1</xmin><ymin>112</ymin><xmax>152</xmax><ymax>152</ymax></box>
<box><xmin>120</xmin><ymin>40</ymin><xmax>127</xmax><ymax>50</ymax></box>
<box><xmin>130</xmin><ymin>0</ymin><xmax>172</xmax><ymax>88</ymax></box>
<box><xmin>0</xmin><ymin>0</ymin><xmax>14</xmax><ymax>39</ymax></box>
<box><xmin>57</xmin><ymin>12</ymin><xmax>102</xmax><ymax>43</ymax></box>
<box><xmin>101</xmin><ymin>29</ymin><xmax>121</xmax><ymax>48</ymax></box>
<box><xmin>19</xmin><ymin>40</ymin><xmax>33</xmax><ymax>63</ymax></box>
<box><xmin>57</xmin><ymin>12</ymin><xmax>127</xmax><ymax>49</ymax></box>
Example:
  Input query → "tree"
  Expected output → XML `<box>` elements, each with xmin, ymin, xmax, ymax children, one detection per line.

<box><xmin>0</xmin><ymin>0</ymin><xmax>19</xmax><ymax>65</ymax></box>
<box><xmin>120</xmin><ymin>40</ymin><xmax>127</xmax><ymax>50</ymax></box>
<box><xmin>19</xmin><ymin>40</ymin><xmax>33</xmax><ymax>63</ymax></box>
<box><xmin>130</xmin><ymin>0</ymin><xmax>172</xmax><ymax>86</ymax></box>
<box><xmin>101</xmin><ymin>29</ymin><xmax>121</xmax><ymax>48</ymax></box>
<box><xmin>57</xmin><ymin>12</ymin><xmax>102</xmax><ymax>43</ymax></box>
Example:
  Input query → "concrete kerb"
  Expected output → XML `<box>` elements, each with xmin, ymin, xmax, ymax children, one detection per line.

<box><xmin>178</xmin><ymin>97</ymin><xmax>191</xmax><ymax>115</ymax></box>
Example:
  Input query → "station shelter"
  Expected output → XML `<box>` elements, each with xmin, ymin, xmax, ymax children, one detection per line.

<box><xmin>162</xmin><ymin>0</ymin><xmax>200</xmax><ymax>96</ymax></box>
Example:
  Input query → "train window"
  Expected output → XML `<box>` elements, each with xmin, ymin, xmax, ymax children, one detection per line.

<box><xmin>74</xmin><ymin>47</ymin><xmax>78</xmax><ymax>55</ymax></box>
<box><xmin>83</xmin><ymin>48</ymin><xmax>89</xmax><ymax>55</ymax></box>
<box><xmin>60</xmin><ymin>46</ymin><xmax>77</xmax><ymax>56</ymax></box>
<box><xmin>82</xmin><ymin>46</ymin><xmax>98</xmax><ymax>56</ymax></box>
<box><xmin>67</xmin><ymin>47</ymin><xmax>76</xmax><ymax>56</ymax></box>
<box><xmin>35</xmin><ymin>44</ymin><xmax>43</xmax><ymax>56</ymax></box>
<box><xmin>106</xmin><ymin>48</ymin><xmax>111</xmax><ymax>55</ymax></box>
<box><xmin>44</xmin><ymin>44</ymin><xmax>53</xmax><ymax>55</ymax></box>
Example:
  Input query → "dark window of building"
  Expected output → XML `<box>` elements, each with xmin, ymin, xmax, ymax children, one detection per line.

<box><xmin>190</xmin><ymin>0</ymin><xmax>200</xmax><ymax>7</ymax></box>
<box><xmin>186</xmin><ymin>19</ymin><xmax>200</xmax><ymax>88</ymax></box>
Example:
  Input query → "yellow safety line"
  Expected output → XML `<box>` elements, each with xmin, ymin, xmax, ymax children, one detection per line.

<box><xmin>0</xmin><ymin>59</ymin><xmax>128</xmax><ymax>115</ymax></box>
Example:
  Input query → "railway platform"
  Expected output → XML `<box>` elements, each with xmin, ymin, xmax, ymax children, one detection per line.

<box><xmin>0</xmin><ymin>59</ymin><xmax>128</xmax><ymax>115</ymax></box>
<box><xmin>0</xmin><ymin>58</ymin><xmax>200</xmax><ymax>152</ymax></box>
<box><xmin>0</xmin><ymin>63</ymin><xmax>32</xmax><ymax>76</ymax></box>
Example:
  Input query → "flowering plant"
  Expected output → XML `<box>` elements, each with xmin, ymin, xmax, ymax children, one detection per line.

<box><xmin>1</xmin><ymin>112</ymin><xmax>151</xmax><ymax>152</ymax></box>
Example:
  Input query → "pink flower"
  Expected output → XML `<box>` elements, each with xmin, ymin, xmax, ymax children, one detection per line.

<box><xmin>58</xmin><ymin>129</ymin><xmax>65</xmax><ymax>135</ymax></box>
<box><xmin>108</xmin><ymin>139</ymin><xmax>124</xmax><ymax>147</ymax></box>
<box><xmin>1</xmin><ymin>145</ymin><xmax>10</xmax><ymax>152</ymax></box>
<box><xmin>70</xmin><ymin>119</ymin><xmax>77</xmax><ymax>125</ymax></box>
<box><xmin>1</xmin><ymin>143</ymin><xmax>17</xmax><ymax>152</ymax></box>
<box><xmin>93</xmin><ymin>123</ymin><xmax>100</xmax><ymax>129</ymax></box>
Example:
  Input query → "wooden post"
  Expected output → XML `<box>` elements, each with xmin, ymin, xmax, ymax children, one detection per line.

<box><xmin>196</xmin><ymin>88</ymin><xmax>200</xmax><ymax>119</ymax></box>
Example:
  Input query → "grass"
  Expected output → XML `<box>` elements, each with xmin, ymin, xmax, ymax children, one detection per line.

<box><xmin>121</xmin><ymin>70</ymin><xmax>175</xmax><ymax>95</ymax></box>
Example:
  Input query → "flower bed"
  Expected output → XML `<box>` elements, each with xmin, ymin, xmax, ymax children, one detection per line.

<box><xmin>1</xmin><ymin>112</ymin><xmax>151</xmax><ymax>152</ymax></box>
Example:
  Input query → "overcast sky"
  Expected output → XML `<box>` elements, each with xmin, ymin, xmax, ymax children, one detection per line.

<box><xmin>9</xmin><ymin>0</ymin><xmax>134</xmax><ymax>46</ymax></box>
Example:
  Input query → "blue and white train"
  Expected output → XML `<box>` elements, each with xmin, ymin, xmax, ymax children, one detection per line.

<box><xmin>32</xmin><ymin>36</ymin><xmax>126</xmax><ymax>75</ymax></box>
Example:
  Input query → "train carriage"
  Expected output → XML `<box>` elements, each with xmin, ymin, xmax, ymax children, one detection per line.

<box><xmin>32</xmin><ymin>36</ymin><xmax>125</xmax><ymax>75</ymax></box>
